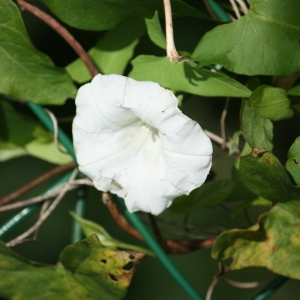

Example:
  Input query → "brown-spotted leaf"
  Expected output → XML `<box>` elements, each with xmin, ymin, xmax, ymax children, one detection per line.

<box><xmin>212</xmin><ymin>201</ymin><xmax>300</xmax><ymax>279</ymax></box>
<box><xmin>0</xmin><ymin>234</ymin><xmax>143</xmax><ymax>299</ymax></box>
<box><xmin>239</xmin><ymin>148</ymin><xmax>300</xmax><ymax>202</ymax></box>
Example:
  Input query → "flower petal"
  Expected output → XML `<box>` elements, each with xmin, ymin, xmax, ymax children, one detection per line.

<box><xmin>73</xmin><ymin>74</ymin><xmax>212</xmax><ymax>215</ymax></box>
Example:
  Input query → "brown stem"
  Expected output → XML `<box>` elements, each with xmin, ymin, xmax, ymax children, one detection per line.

<box><xmin>220</xmin><ymin>97</ymin><xmax>230</xmax><ymax>150</ymax></box>
<box><xmin>16</xmin><ymin>0</ymin><xmax>99</xmax><ymax>77</ymax></box>
<box><xmin>0</xmin><ymin>162</ymin><xmax>76</xmax><ymax>206</ymax></box>
<box><xmin>102</xmin><ymin>192</ymin><xmax>143</xmax><ymax>241</ymax></box>
<box><xmin>102</xmin><ymin>193</ymin><xmax>216</xmax><ymax>254</ymax></box>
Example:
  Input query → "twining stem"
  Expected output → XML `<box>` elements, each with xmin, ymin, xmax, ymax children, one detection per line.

<box><xmin>102</xmin><ymin>193</ymin><xmax>215</xmax><ymax>254</ymax></box>
<box><xmin>44</xmin><ymin>108</ymin><xmax>69</xmax><ymax>154</ymax></box>
<box><xmin>220</xmin><ymin>98</ymin><xmax>230</xmax><ymax>150</ymax></box>
<box><xmin>6</xmin><ymin>170</ymin><xmax>79</xmax><ymax>247</ymax></box>
<box><xmin>229</xmin><ymin>0</ymin><xmax>241</xmax><ymax>19</ymax></box>
<box><xmin>163</xmin><ymin>0</ymin><xmax>181</xmax><ymax>62</ymax></box>
<box><xmin>0</xmin><ymin>178</ymin><xmax>93</xmax><ymax>212</ymax></box>
<box><xmin>16</xmin><ymin>0</ymin><xmax>98</xmax><ymax>77</ymax></box>
<box><xmin>0</xmin><ymin>162</ymin><xmax>76</xmax><ymax>206</ymax></box>
<box><xmin>235</xmin><ymin>0</ymin><xmax>249</xmax><ymax>15</ymax></box>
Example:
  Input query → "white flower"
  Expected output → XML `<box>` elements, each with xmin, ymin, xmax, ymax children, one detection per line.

<box><xmin>73</xmin><ymin>74</ymin><xmax>212</xmax><ymax>215</ymax></box>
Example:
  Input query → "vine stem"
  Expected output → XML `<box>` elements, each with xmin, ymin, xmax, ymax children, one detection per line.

<box><xmin>16</xmin><ymin>0</ymin><xmax>99</xmax><ymax>77</ymax></box>
<box><xmin>102</xmin><ymin>193</ymin><xmax>215</xmax><ymax>254</ymax></box>
<box><xmin>6</xmin><ymin>170</ymin><xmax>79</xmax><ymax>247</ymax></box>
<box><xmin>0</xmin><ymin>162</ymin><xmax>76</xmax><ymax>206</ymax></box>
<box><xmin>220</xmin><ymin>98</ymin><xmax>230</xmax><ymax>150</ymax></box>
<box><xmin>163</xmin><ymin>0</ymin><xmax>181</xmax><ymax>62</ymax></box>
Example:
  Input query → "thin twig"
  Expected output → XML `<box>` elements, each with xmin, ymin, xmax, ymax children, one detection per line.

<box><xmin>0</xmin><ymin>193</ymin><xmax>56</xmax><ymax>212</ymax></box>
<box><xmin>227</xmin><ymin>13</ymin><xmax>236</xmax><ymax>22</ymax></box>
<box><xmin>155</xmin><ymin>218</ymin><xmax>225</xmax><ymax>234</ymax></box>
<box><xmin>6</xmin><ymin>170</ymin><xmax>79</xmax><ymax>247</ymax></box>
<box><xmin>44</xmin><ymin>109</ymin><xmax>69</xmax><ymax>154</ymax></box>
<box><xmin>146</xmin><ymin>225</ymin><xmax>217</xmax><ymax>240</ymax></box>
<box><xmin>102</xmin><ymin>193</ymin><xmax>216</xmax><ymax>254</ymax></box>
<box><xmin>204</xmin><ymin>129</ymin><xmax>239</xmax><ymax>154</ymax></box>
<box><xmin>163</xmin><ymin>0</ymin><xmax>182</xmax><ymax>62</ymax></box>
<box><xmin>0</xmin><ymin>177</ymin><xmax>93</xmax><ymax>212</ymax></box>
<box><xmin>235</xmin><ymin>0</ymin><xmax>249</xmax><ymax>15</ymax></box>
<box><xmin>206</xmin><ymin>277</ymin><xmax>220</xmax><ymax>300</ymax></box>
<box><xmin>16</xmin><ymin>0</ymin><xmax>98</xmax><ymax>77</ymax></box>
<box><xmin>222</xmin><ymin>277</ymin><xmax>266</xmax><ymax>288</ymax></box>
<box><xmin>0</xmin><ymin>162</ymin><xmax>76</xmax><ymax>206</ymax></box>
<box><xmin>220</xmin><ymin>98</ymin><xmax>230</xmax><ymax>150</ymax></box>
<box><xmin>229</xmin><ymin>0</ymin><xmax>241</xmax><ymax>19</ymax></box>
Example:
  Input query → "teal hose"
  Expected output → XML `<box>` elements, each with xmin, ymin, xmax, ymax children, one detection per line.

<box><xmin>252</xmin><ymin>276</ymin><xmax>288</xmax><ymax>300</ymax></box>
<box><xmin>27</xmin><ymin>102</ymin><xmax>76</xmax><ymax>162</ymax></box>
<box><xmin>125</xmin><ymin>210</ymin><xmax>203</xmax><ymax>300</ymax></box>
<box><xmin>207</xmin><ymin>0</ymin><xmax>231</xmax><ymax>22</ymax></box>
<box><xmin>27</xmin><ymin>102</ymin><xmax>83</xmax><ymax>242</ymax></box>
<box><xmin>71</xmin><ymin>185</ymin><xmax>86</xmax><ymax>243</ymax></box>
<box><xmin>115</xmin><ymin>197</ymin><xmax>203</xmax><ymax>300</ymax></box>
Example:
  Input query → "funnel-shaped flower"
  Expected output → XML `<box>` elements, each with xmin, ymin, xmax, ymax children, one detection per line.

<box><xmin>73</xmin><ymin>74</ymin><xmax>212</xmax><ymax>215</ymax></box>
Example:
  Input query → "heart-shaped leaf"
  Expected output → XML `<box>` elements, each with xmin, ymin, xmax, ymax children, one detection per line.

<box><xmin>129</xmin><ymin>55</ymin><xmax>251</xmax><ymax>97</ymax></box>
<box><xmin>66</xmin><ymin>18</ymin><xmax>145</xmax><ymax>83</ymax></box>
<box><xmin>36</xmin><ymin>0</ymin><xmax>209</xmax><ymax>30</ymax></box>
<box><xmin>241</xmin><ymin>99</ymin><xmax>273</xmax><ymax>151</ymax></box>
<box><xmin>0</xmin><ymin>0</ymin><xmax>76</xmax><ymax>105</ymax></box>
<box><xmin>248</xmin><ymin>86</ymin><xmax>294</xmax><ymax>121</ymax></box>
<box><xmin>192</xmin><ymin>0</ymin><xmax>300</xmax><ymax>75</ymax></box>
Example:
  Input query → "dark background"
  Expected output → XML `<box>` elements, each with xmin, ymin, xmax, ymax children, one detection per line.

<box><xmin>0</xmin><ymin>2</ymin><xmax>299</xmax><ymax>299</ymax></box>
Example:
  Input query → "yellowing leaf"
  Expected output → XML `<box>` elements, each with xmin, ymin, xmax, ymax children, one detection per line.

<box><xmin>212</xmin><ymin>201</ymin><xmax>300</xmax><ymax>280</ymax></box>
<box><xmin>0</xmin><ymin>234</ymin><xmax>144</xmax><ymax>299</ymax></box>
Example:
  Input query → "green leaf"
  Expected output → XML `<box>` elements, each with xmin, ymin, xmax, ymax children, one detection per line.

<box><xmin>169</xmin><ymin>179</ymin><xmax>237</xmax><ymax>214</ymax></box>
<box><xmin>25</xmin><ymin>126</ymin><xmax>73</xmax><ymax>165</ymax></box>
<box><xmin>212</xmin><ymin>201</ymin><xmax>300</xmax><ymax>280</ymax></box>
<box><xmin>240</xmin><ymin>148</ymin><xmax>300</xmax><ymax>202</ymax></box>
<box><xmin>37</xmin><ymin>0</ymin><xmax>209</xmax><ymax>31</ymax></box>
<box><xmin>230</xmin><ymin>196</ymin><xmax>272</xmax><ymax>218</ymax></box>
<box><xmin>129</xmin><ymin>55</ymin><xmax>251</xmax><ymax>97</ymax></box>
<box><xmin>145</xmin><ymin>11</ymin><xmax>166</xmax><ymax>49</ymax></box>
<box><xmin>286</xmin><ymin>137</ymin><xmax>300</xmax><ymax>186</ymax></box>
<box><xmin>191</xmin><ymin>0</ymin><xmax>300</xmax><ymax>75</ymax></box>
<box><xmin>241</xmin><ymin>99</ymin><xmax>273</xmax><ymax>151</ymax></box>
<box><xmin>66</xmin><ymin>19</ymin><xmax>145</xmax><ymax>83</ymax></box>
<box><xmin>0</xmin><ymin>99</ymin><xmax>37</xmax><ymax>161</ymax></box>
<box><xmin>70</xmin><ymin>212</ymin><xmax>154</xmax><ymax>256</ymax></box>
<box><xmin>0</xmin><ymin>235</ymin><xmax>143</xmax><ymax>299</ymax></box>
<box><xmin>288</xmin><ymin>84</ymin><xmax>300</xmax><ymax>96</ymax></box>
<box><xmin>0</xmin><ymin>0</ymin><xmax>76</xmax><ymax>104</ymax></box>
<box><xmin>0</xmin><ymin>143</ymin><xmax>27</xmax><ymax>161</ymax></box>
<box><xmin>0</xmin><ymin>99</ymin><xmax>37</xmax><ymax>146</ymax></box>
<box><xmin>248</xmin><ymin>85</ymin><xmax>294</xmax><ymax>121</ymax></box>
